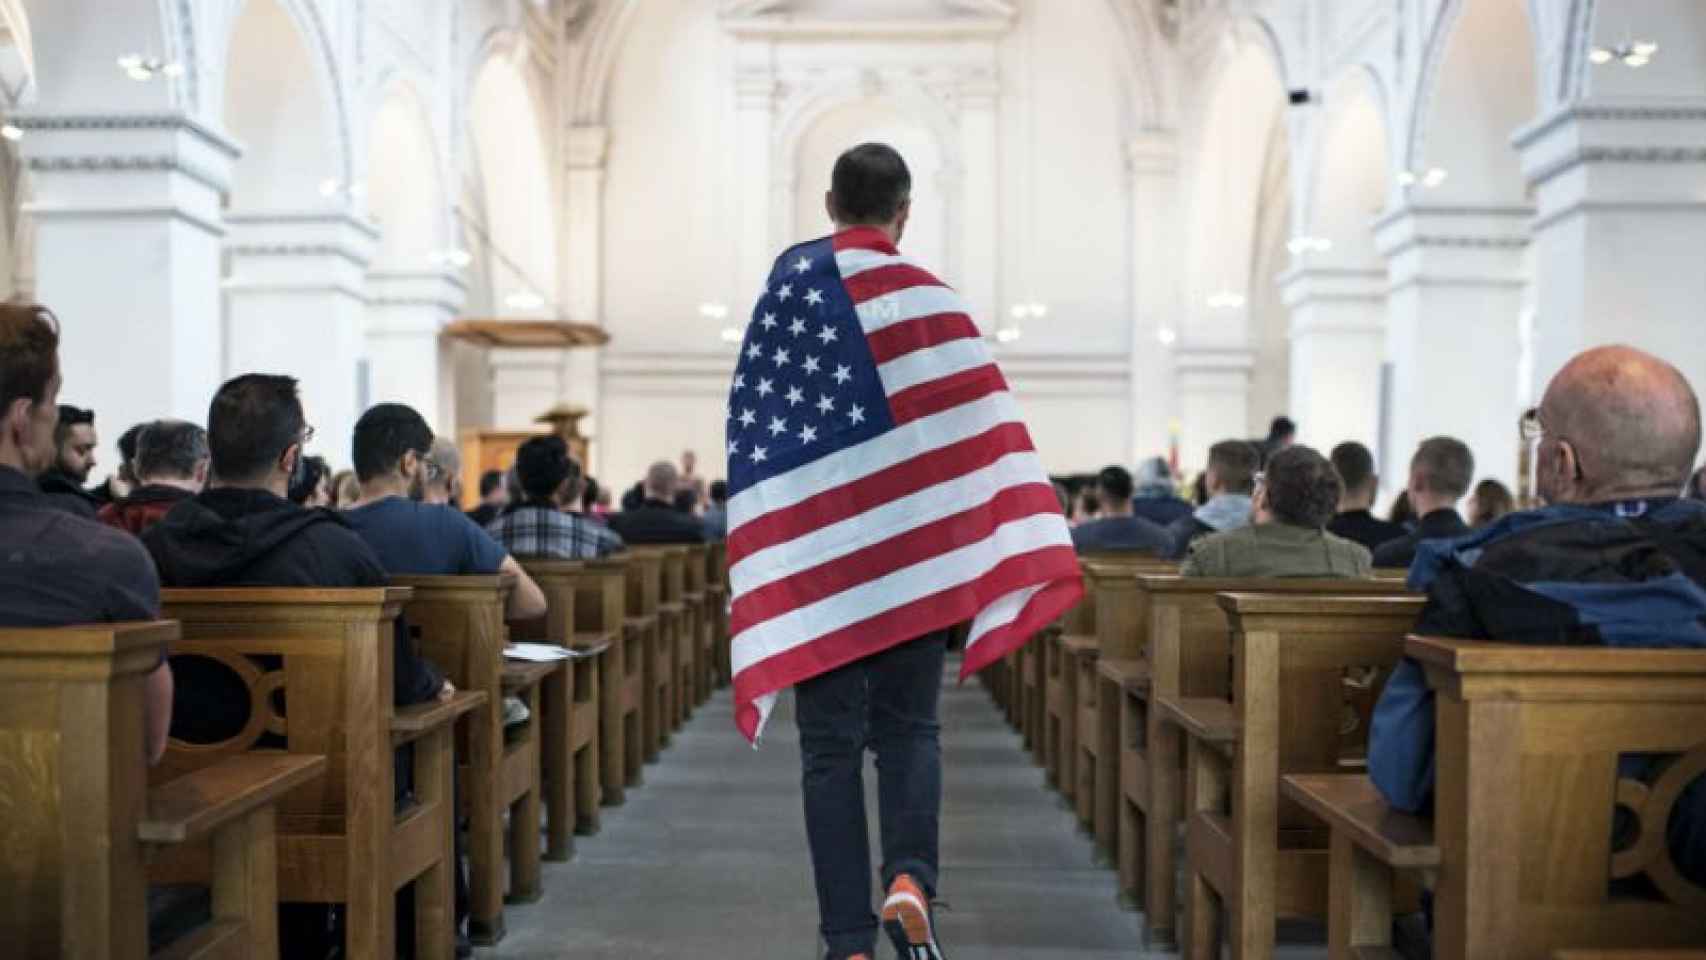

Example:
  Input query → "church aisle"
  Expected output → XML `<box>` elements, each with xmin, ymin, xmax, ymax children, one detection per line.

<box><xmin>484</xmin><ymin>659</ymin><xmax>1191</xmax><ymax>959</ymax></box>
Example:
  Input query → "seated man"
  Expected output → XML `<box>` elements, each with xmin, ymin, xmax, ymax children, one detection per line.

<box><xmin>1369</xmin><ymin>436</ymin><xmax>1473</xmax><ymax>569</ymax></box>
<box><xmin>487</xmin><ymin>436</ymin><xmax>625</xmax><ymax>559</ymax></box>
<box><xmin>343</xmin><ymin>403</ymin><xmax>546</xmax><ymax>620</ymax></box>
<box><xmin>99</xmin><ymin>420</ymin><xmax>209</xmax><ymax>536</ymax></box>
<box><xmin>1181</xmin><ymin>444</ymin><xmax>1372</xmax><ymax>578</ymax></box>
<box><xmin>1371</xmin><ymin>345</ymin><xmax>1706</xmax><ymax>884</ymax></box>
<box><xmin>466</xmin><ymin>469</ymin><xmax>508</xmax><ymax>527</ymax></box>
<box><xmin>143</xmin><ymin>375</ymin><xmax>453</xmax><ymax>743</ymax></box>
<box><xmin>1327</xmin><ymin>440</ymin><xmax>1408</xmax><ymax>552</ymax></box>
<box><xmin>1165</xmin><ymin>439</ymin><xmax>1259</xmax><ymax>559</ymax></box>
<box><xmin>38</xmin><ymin>403</ymin><xmax>101</xmax><ymax>517</ymax></box>
<box><xmin>606</xmin><ymin>460</ymin><xmax>707</xmax><ymax>545</ymax></box>
<box><xmin>420</xmin><ymin>437</ymin><xmax>461</xmax><ymax>507</ymax></box>
<box><xmin>92</xmin><ymin>421</ymin><xmax>145</xmax><ymax>506</ymax></box>
<box><xmin>1130</xmin><ymin>456</ymin><xmax>1193</xmax><ymax>527</ymax></box>
<box><xmin>701</xmin><ymin>479</ymin><xmax>729</xmax><ymax>541</ymax></box>
<box><xmin>0</xmin><ymin>303</ymin><xmax>171</xmax><ymax>763</ymax></box>
<box><xmin>1070</xmin><ymin>464</ymin><xmax>1173</xmax><ymax>555</ymax></box>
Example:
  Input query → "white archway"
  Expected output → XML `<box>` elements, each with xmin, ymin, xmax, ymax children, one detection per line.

<box><xmin>367</xmin><ymin>80</ymin><xmax>447</xmax><ymax>271</ymax></box>
<box><xmin>465</xmin><ymin>48</ymin><xmax>557</xmax><ymax>314</ymax></box>
<box><xmin>223</xmin><ymin>0</ymin><xmax>339</xmax><ymax>210</ymax></box>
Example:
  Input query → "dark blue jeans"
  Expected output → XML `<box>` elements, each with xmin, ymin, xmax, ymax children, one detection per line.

<box><xmin>796</xmin><ymin>631</ymin><xmax>947</xmax><ymax>959</ymax></box>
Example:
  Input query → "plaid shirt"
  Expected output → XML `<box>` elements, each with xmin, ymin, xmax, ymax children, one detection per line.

<box><xmin>486</xmin><ymin>504</ymin><xmax>625</xmax><ymax>560</ymax></box>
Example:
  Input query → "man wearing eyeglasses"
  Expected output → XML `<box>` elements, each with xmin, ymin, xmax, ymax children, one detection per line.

<box><xmin>1369</xmin><ymin>344</ymin><xmax>1706</xmax><ymax>888</ymax></box>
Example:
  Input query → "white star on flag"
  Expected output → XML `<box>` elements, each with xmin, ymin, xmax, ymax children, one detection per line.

<box><xmin>799</xmin><ymin>424</ymin><xmax>818</xmax><ymax>443</ymax></box>
<box><xmin>728</xmin><ymin>439</ymin><xmax>740</xmax><ymax>455</ymax></box>
<box><xmin>832</xmin><ymin>364</ymin><xmax>852</xmax><ymax>385</ymax></box>
<box><xmin>805</xmin><ymin>288</ymin><xmax>824</xmax><ymax>306</ymax></box>
<box><xmin>792</xmin><ymin>255</ymin><xmax>812</xmax><ymax>274</ymax></box>
<box><xmin>784</xmin><ymin>386</ymin><xmax>804</xmax><ymax>406</ymax></box>
<box><xmin>755</xmin><ymin>378</ymin><xmax>774</xmax><ymax>398</ymax></box>
<box><xmin>817</xmin><ymin>326</ymin><xmax>839</xmax><ymax>345</ymax></box>
<box><xmin>849</xmin><ymin>404</ymin><xmax>866</xmax><ymax>425</ymax></box>
<box><xmin>802</xmin><ymin>355</ymin><xmax>821</xmax><ymax>375</ymax></box>
<box><xmin>788</xmin><ymin>318</ymin><xmax>807</xmax><ymax>337</ymax></box>
<box><xmin>777</xmin><ymin>283</ymin><xmax>794</xmax><ymax>302</ymax></box>
<box><xmin>750</xmin><ymin>445</ymin><xmax>767</xmax><ymax>463</ymax></box>
<box><xmin>747</xmin><ymin>343</ymin><xmax>764</xmax><ymax>361</ymax></box>
<box><xmin>737</xmin><ymin>408</ymin><xmax>756</xmax><ymax>428</ymax></box>
<box><xmin>816</xmin><ymin>395</ymin><xmax>835</xmax><ymax>415</ymax></box>
<box><xmin>732</xmin><ymin>373</ymin><xmax>746</xmax><ymax>392</ymax></box>
<box><xmin>759</xmin><ymin>312</ymin><xmax>777</xmax><ymax>331</ymax></box>
<box><xmin>768</xmin><ymin>416</ymin><xmax>788</xmax><ymax>437</ymax></box>
<box><xmin>772</xmin><ymin>347</ymin><xmax>791</xmax><ymax>367</ymax></box>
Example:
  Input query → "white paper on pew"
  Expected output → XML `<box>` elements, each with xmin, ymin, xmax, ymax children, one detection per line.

<box><xmin>504</xmin><ymin>643</ymin><xmax>573</xmax><ymax>662</ymax></box>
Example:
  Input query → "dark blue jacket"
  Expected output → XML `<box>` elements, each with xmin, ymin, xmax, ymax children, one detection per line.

<box><xmin>1369</xmin><ymin>498</ymin><xmax>1706</xmax><ymax>884</ymax></box>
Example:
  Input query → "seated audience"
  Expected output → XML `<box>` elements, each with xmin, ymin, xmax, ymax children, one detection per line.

<box><xmin>1072</xmin><ymin>484</ymin><xmax>1101</xmax><ymax>525</ymax></box>
<box><xmin>1181</xmin><ymin>444</ymin><xmax>1371</xmax><ymax>578</ymax></box>
<box><xmin>287</xmin><ymin>453</ymin><xmax>332</xmax><ymax>507</ymax></box>
<box><xmin>487</xmin><ymin>436</ymin><xmax>624</xmax><ymax>559</ymax></box>
<box><xmin>1070</xmin><ymin>464</ymin><xmax>1173</xmax><ymax>555</ymax></box>
<box><xmin>421</xmin><ymin>437</ymin><xmax>461</xmax><ymax>507</ymax></box>
<box><xmin>1466</xmin><ymin>477</ymin><xmax>1515</xmax><ymax>527</ymax></box>
<box><xmin>466</xmin><ymin>468</ymin><xmax>508</xmax><ymax>527</ymax></box>
<box><xmin>673</xmin><ymin>487</ymin><xmax>698</xmax><ymax>515</ymax></box>
<box><xmin>580</xmin><ymin>475</ymin><xmax>605</xmax><ymax>518</ymax></box>
<box><xmin>678</xmin><ymin>448</ymin><xmax>707</xmax><ymax>511</ymax></box>
<box><xmin>1327</xmin><ymin>440</ymin><xmax>1408</xmax><ymax>552</ymax></box>
<box><xmin>38</xmin><ymin>402</ymin><xmax>100</xmax><ymax>517</ymax></box>
<box><xmin>331</xmin><ymin>468</ymin><xmax>360</xmax><ymax>508</ymax></box>
<box><xmin>1253</xmin><ymin>414</ymin><xmax>1296</xmax><ymax>466</ymax></box>
<box><xmin>1370</xmin><ymin>344</ymin><xmax>1706</xmax><ymax>885</ymax></box>
<box><xmin>1165</xmin><ymin>439</ymin><xmax>1260</xmax><ymax>559</ymax></box>
<box><xmin>99</xmin><ymin>420</ymin><xmax>209</xmax><ymax>535</ymax></box>
<box><xmin>344</xmin><ymin>403</ymin><xmax>546</xmax><ymax>620</ymax></box>
<box><xmin>607</xmin><ymin>461</ymin><xmax>709</xmax><ymax>545</ymax></box>
<box><xmin>620</xmin><ymin>481</ymin><xmax>645</xmax><ymax>512</ymax></box>
<box><xmin>1388</xmin><ymin>490</ymin><xmax>1416</xmax><ymax>528</ymax></box>
<box><xmin>1370</xmin><ymin>436</ymin><xmax>1474</xmax><ymax>569</ymax></box>
<box><xmin>0</xmin><ymin>303</ymin><xmax>171</xmax><ymax>763</ymax></box>
<box><xmin>1130</xmin><ymin>456</ymin><xmax>1193</xmax><ymax>526</ymax></box>
<box><xmin>92</xmin><ymin>421</ymin><xmax>145</xmax><ymax>506</ymax></box>
<box><xmin>143</xmin><ymin>374</ymin><xmax>452</xmax><ymax>745</ymax></box>
<box><xmin>702</xmin><ymin>479</ymin><xmax>729</xmax><ymax>541</ymax></box>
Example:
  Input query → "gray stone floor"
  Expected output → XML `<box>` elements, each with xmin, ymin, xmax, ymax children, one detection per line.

<box><xmin>482</xmin><ymin>664</ymin><xmax>1327</xmax><ymax>959</ymax></box>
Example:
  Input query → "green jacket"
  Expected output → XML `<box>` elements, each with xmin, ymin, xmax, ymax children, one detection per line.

<box><xmin>1180</xmin><ymin>521</ymin><xmax>1372</xmax><ymax>579</ymax></box>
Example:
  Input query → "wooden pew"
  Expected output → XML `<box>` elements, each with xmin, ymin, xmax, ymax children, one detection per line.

<box><xmin>1075</xmin><ymin>556</ymin><xmax>1174</xmax><ymax>854</ymax></box>
<box><xmin>624</xmin><ymin>549</ymin><xmax>669</xmax><ymax>761</ymax></box>
<box><xmin>393</xmin><ymin>573</ymin><xmax>550</xmax><ymax>944</ymax></box>
<box><xmin>1160</xmin><ymin>592</ymin><xmax>1425</xmax><ymax>960</ymax></box>
<box><xmin>1024</xmin><ymin>624</ymin><xmax>1054</xmax><ymax>765</ymax></box>
<box><xmin>682</xmin><ymin>543</ymin><xmax>711</xmax><ymax>707</ymax></box>
<box><xmin>1285</xmin><ymin>637</ymin><xmax>1706</xmax><ymax>960</ymax></box>
<box><xmin>656</xmin><ymin>545</ymin><xmax>694</xmax><ymax>730</ymax></box>
<box><xmin>153</xmin><ymin>588</ymin><xmax>484</xmax><ymax>960</ymax></box>
<box><xmin>1125</xmin><ymin>574</ymin><xmax>1413</xmax><ymax>946</ymax></box>
<box><xmin>0</xmin><ymin>622</ymin><xmax>325</xmax><ymax>960</ymax></box>
<box><xmin>574</xmin><ymin>557</ymin><xmax>639</xmax><ymax>801</ymax></box>
<box><xmin>1046</xmin><ymin>577</ymin><xmax>1095</xmax><ymax>796</ymax></box>
<box><xmin>704</xmin><ymin>541</ymin><xmax>730</xmax><ymax>689</ymax></box>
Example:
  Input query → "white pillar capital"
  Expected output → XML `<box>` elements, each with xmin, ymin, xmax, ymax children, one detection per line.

<box><xmin>225</xmin><ymin>211</ymin><xmax>381</xmax><ymax>299</ymax></box>
<box><xmin>1372</xmin><ymin>203</ymin><xmax>1530</xmax><ymax>289</ymax></box>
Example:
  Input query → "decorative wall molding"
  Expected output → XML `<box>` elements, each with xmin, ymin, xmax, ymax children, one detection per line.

<box><xmin>224</xmin><ymin>242</ymin><xmax>375</xmax><ymax>269</ymax></box>
<box><xmin>23</xmin><ymin>154</ymin><xmax>229</xmax><ymax>196</ymax></box>
<box><xmin>12</xmin><ymin>111</ymin><xmax>241</xmax><ymax>157</ymax></box>
<box><xmin>1525</xmin><ymin>146</ymin><xmax>1706</xmax><ymax>191</ymax></box>
<box><xmin>21</xmin><ymin>202</ymin><xmax>226</xmax><ymax>239</ymax></box>
<box><xmin>1512</xmin><ymin>101</ymin><xmax>1706</xmax><ymax>151</ymax></box>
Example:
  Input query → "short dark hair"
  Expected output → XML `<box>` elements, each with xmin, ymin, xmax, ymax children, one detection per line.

<box><xmin>1263</xmin><ymin>444</ymin><xmax>1342</xmax><ymax>529</ymax></box>
<box><xmin>514</xmin><ymin>435</ymin><xmax>578</xmax><ymax>501</ymax></box>
<box><xmin>1268</xmin><ymin>416</ymin><xmax>1296</xmax><ymax>441</ymax></box>
<box><xmin>135</xmin><ymin>420</ymin><xmax>209</xmax><ymax>481</ymax></box>
<box><xmin>581</xmin><ymin>476</ymin><xmax>601</xmax><ymax>512</ymax></box>
<box><xmin>207</xmin><ymin>374</ymin><xmax>304</xmax><ymax>483</ymax></box>
<box><xmin>289</xmin><ymin>454</ymin><xmax>330</xmax><ymax>505</ymax></box>
<box><xmin>1329</xmin><ymin>441</ymin><xmax>1377</xmax><ymax>495</ymax></box>
<box><xmin>709</xmin><ymin>479</ymin><xmax>728</xmax><ymax>504</ymax></box>
<box><xmin>116</xmin><ymin>422</ymin><xmax>147</xmax><ymax>465</ymax></box>
<box><xmin>830</xmin><ymin>143</ymin><xmax>911</xmax><ymax>226</ymax></box>
<box><xmin>673</xmin><ymin>488</ymin><xmax>697</xmax><ymax>513</ymax></box>
<box><xmin>55</xmin><ymin>404</ymin><xmax>93</xmax><ymax>446</ymax></box>
<box><xmin>479</xmin><ymin>468</ymin><xmax>505</xmax><ymax>498</ymax></box>
<box><xmin>1096</xmin><ymin>465</ymin><xmax>1134</xmax><ymax>502</ymax></box>
<box><xmin>0</xmin><ymin>303</ymin><xmax>59</xmax><ymax>411</ymax></box>
<box><xmin>1411</xmin><ymin>436</ymin><xmax>1474</xmax><ymax>499</ymax></box>
<box><xmin>352</xmin><ymin>403</ymin><xmax>433</xmax><ymax>483</ymax></box>
<box><xmin>1207</xmin><ymin>440</ymin><xmax>1261</xmax><ymax>494</ymax></box>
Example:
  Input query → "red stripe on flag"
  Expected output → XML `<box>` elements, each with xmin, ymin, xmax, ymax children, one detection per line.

<box><xmin>732</xmin><ymin>544</ymin><xmax>1081</xmax><ymax>740</ymax></box>
<box><xmin>889</xmin><ymin>364</ymin><xmax>1009</xmax><ymax>425</ymax></box>
<box><xmin>832</xmin><ymin>228</ymin><xmax>898</xmax><ymax>255</ymax></box>
<box><xmin>727</xmin><ymin>421</ymin><xmax>1035</xmax><ymax>564</ymax></box>
<box><xmin>729</xmin><ymin>483</ymin><xmax>1063</xmax><ymax>634</ymax></box>
<box><xmin>865</xmin><ymin>312</ymin><xmax>980</xmax><ymax>364</ymax></box>
<box><xmin>843</xmin><ymin>264</ymin><xmax>943</xmax><ymax>305</ymax></box>
<box><xmin>957</xmin><ymin>576</ymin><xmax>1084</xmax><ymax>680</ymax></box>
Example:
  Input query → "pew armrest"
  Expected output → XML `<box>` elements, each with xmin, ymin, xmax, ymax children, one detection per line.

<box><xmin>1096</xmin><ymin>656</ymin><xmax>1151</xmax><ymax>694</ymax></box>
<box><xmin>139</xmin><ymin>754</ymin><xmax>327</xmax><ymax>845</ymax></box>
<box><xmin>570</xmin><ymin>633</ymin><xmax>614</xmax><ymax>658</ymax></box>
<box><xmin>623</xmin><ymin>615</ymin><xmax>656</xmax><ymax>634</ymax></box>
<box><xmin>1282</xmin><ymin>773</ymin><xmax>1439</xmax><ymax>868</ymax></box>
<box><xmin>1156</xmin><ymin>696</ymin><xmax>1239</xmax><ymax>747</ymax></box>
<box><xmin>1060</xmin><ymin>635</ymin><xmax>1099</xmax><ymax>659</ymax></box>
<box><xmin>392</xmin><ymin>690</ymin><xmax>488</xmax><ymax>745</ymax></box>
<box><xmin>502</xmin><ymin>660</ymin><xmax>561</xmax><ymax>694</ymax></box>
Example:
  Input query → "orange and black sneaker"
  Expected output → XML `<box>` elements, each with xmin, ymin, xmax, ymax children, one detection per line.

<box><xmin>880</xmin><ymin>874</ymin><xmax>945</xmax><ymax>960</ymax></box>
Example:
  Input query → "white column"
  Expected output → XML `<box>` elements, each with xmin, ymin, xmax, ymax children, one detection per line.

<box><xmin>490</xmin><ymin>347</ymin><xmax>567</xmax><ymax>429</ymax></box>
<box><xmin>1127</xmin><ymin>131</ymin><xmax>1181</xmax><ymax>463</ymax></box>
<box><xmin>1278</xmin><ymin>266</ymin><xmax>1386</xmax><ymax>452</ymax></box>
<box><xmin>19</xmin><ymin>113</ymin><xmax>236</xmax><ymax>431</ymax></box>
<box><xmin>1516</xmin><ymin>101</ymin><xmax>1706</xmax><ymax>399</ymax></box>
<box><xmin>733</xmin><ymin>54</ymin><xmax>777</xmax><ymax>292</ymax></box>
<box><xmin>562</xmin><ymin>125</ymin><xmax>608</xmax><ymax>469</ymax></box>
<box><xmin>224</xmin><ymin>212</ymin><xmax>378</xmax><ymax>464</ymax></box>
<box><xmin>1173</xmin><ymin>347</ymin><xmax>1253</xmax><ymax>470</ymax></box>
<box><xmin>956</xmin><ymin>69</ymin><xmax>1000</xmax><ymax>324</ymax></box>
<box><xmin>366</xmin><ymin>269</ymin><xmax>467</xmax><ymax>432</ymax></box>
<box><xmin>1374</xmin><ymin>203</ymin><xmax>1529</xmax><ymax>489</ymax></box>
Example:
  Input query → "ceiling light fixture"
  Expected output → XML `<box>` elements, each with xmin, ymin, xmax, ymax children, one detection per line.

<box><xmin>428</xmin><ymin>248</ymin><xmax>473</xmax><ymax>269</ymax></box>
<box><xmin>1591</xmin><ymin>38</ymin><xmax>1658</xmax><ymax>68</ymax></box>
<box><xmin>994</xmin><ymin>326</ymin><xmax>1023</xmax><ymax>344</ymax></box>
<box><xmin>1286</xmin><ymin>236</ymin><xmax>1332</xmax><ymax>255</ymax></box>
<box><xmin>504</xmin><ymin>289</ymin><xmax>545</xmax><ymax>311</ymax></box>
<box><xmin>0</xmin><ymin>123</ymin><xmax>21</xmax><ymax>142</ymax></box>
<box><xmin>1398</xmin><ymin>167</ymin><xmax>1449</xmax><ymax>189</ymax></box>
<box><xmin>1206</xmin><ymin>291</ymin><xmax>1246</xmax><ymax>310</ymax></box>
<box><xmin>117</xmin><ymin>54</ymin><xmax>183</xmax><ymax>82</ymax></box>
<box><xmin>1157</xmin><ymin>327</ymin><xmax>1178</xmax><ymax>346</ymax></box>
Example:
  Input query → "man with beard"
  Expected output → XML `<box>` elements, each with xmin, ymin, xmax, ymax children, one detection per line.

<box><xmin>38</xmin><ymin>403</ymin><xmax>100</xmax><ymax>516</ymax></box>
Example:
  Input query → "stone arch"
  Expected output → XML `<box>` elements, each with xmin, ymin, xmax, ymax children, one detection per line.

<box><xmin>462</xmin><ymin>40</ymin><xmax>557</xmax><ymax>314</ymax></box>
<box><xmin>365</xmin><ymin>75</ymin><xmax>448</xmax><ymax>270</ymax></box>
<box><xmin>221</xmin><ymin>0</ymin><xmax>343</xmax><ymax>210</ymax></box>
<box><xmin>1301</xmin><ymin>66</ymin><xmax>1392</xmax><ymax>268</ymax></box>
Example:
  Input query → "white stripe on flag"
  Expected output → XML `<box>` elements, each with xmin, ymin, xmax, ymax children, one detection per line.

<box><xmin>833</xmin><ymin>248</ymin><xmax>914</xmax><ymax>279</ymax></box>
<box><xmin>855</xmin><ymin>285</ymin><xmax>966</xmax><ymax>334</ymax></box>
<box><xmin>730</xmin><ymin>449</ymin><xmax>1051</xmax><ymax>595</ymax></box>
<box><xmin>877</xmin><ymin>337</ymin><xmax>991</xmax><ymax>396</ymax></box>
<box><xmin>965</xmin><ymin>584</ymin><xmax>1047</xmax><ymax>650</ymax></box>
<box><xmin>730</xmin><ymin>512</ymin><xmax>1072</xmax><ymax>676</ymax></box>
<box><xmin>727</xmin><ymin>390</ymin><xmax>1022</xmax><ymax>533</ymax></box>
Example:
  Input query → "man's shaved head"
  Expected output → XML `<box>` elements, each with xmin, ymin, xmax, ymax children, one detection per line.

<box><xmin>1539</xmin><ymin>345</ymin><xmax>1701</xmax><ymax>502</ymax></box>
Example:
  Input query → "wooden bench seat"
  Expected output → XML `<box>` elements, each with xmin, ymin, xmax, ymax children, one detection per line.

<box><xmin>705</xmin><ymin>542</ymin><xmax>730</xmax><ymax>688</ymax></box>
<box><xmin>501</xmin><ymin>660</ymin><xmax>559</xmax><ymax>692</ymax></box>
<box><xmin>564</xmin><ymin>558</ymin><xmax>640</xmax><ymax>804</ymax></box>
<box><xmin>1156</xmin><ymin>696</ymin><xmax>1238</xmax><ymax>747</ymax></box>
<box><xmin>623</xmin><ymin>549</ymin><xmax>672</xmax><ymax>762</ymax></box>
<box><xmin>1283</xmin><ymin>636</ymin><xmax>1706</xmax><ymax>960</ymax></box>
<box><xmin>1097</xmin><ymin>656</ymin><xmax>1151</xmax><ymax>692</ymax></box>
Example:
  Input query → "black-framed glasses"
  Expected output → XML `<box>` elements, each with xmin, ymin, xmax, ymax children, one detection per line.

<box><xmin>1519</xmin><ymin>406</ymin><xmax>1545</xmax><ymax>443</ymax></box>
<box><xmin>299</xmin><ymin>424</ymin><xmax>316</xmax><ymax>447</ymax></box>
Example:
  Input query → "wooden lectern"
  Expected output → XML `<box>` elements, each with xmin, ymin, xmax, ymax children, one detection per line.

<box><xmin>458</xmin><ymin>405</ymin><xmax>591</xmax><ymax>510</ymax></box>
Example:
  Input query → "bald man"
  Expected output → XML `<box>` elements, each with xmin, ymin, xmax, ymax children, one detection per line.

<box><xmin>1370</xmin><ymin>344</ymin><xmax>1706</xmax><ymax>889</ymax></box>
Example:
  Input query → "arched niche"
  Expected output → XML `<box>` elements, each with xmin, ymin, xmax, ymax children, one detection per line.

<box><xmin>1305</xmin><ymin>69</ymin><xmax>1390</xmax><ymax>268</ymax></box>
<box><xmin>464</xmin><ymin>49</ymin><xmax>556</xmax><ymax>313</ymax></box>
<box><xmin>222</xmin><ymin>0</ymin><xmax>339</xmax><ymax>210</ymax></box>
<box><xmin>791</xmin><ymin>97</ymin><xmax>946</xmax><ymax>271</ymax></box>
<box><xmin>1412</xmin><ymin>0</ymin><xmax>1537</xmax><ymax>205</ymax></box>
<box><xmin>366</xmin><ymin>80</ymin><xmax>446</xmax><ymax>271</ymax></box>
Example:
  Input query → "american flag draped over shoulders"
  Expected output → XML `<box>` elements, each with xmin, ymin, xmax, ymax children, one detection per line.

<box><xmin>723</xmin><ymin>226</ymin><xmax>1083</xmax><ymax>742</ymax></box>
